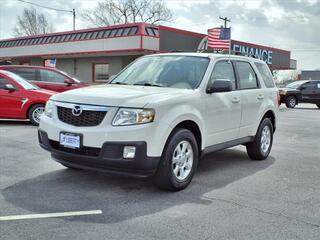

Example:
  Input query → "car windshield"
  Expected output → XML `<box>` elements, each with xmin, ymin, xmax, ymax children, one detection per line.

<box><xmin>3</xmin><ymin>71</ymin><xmax>39</xmax><ymax>90</ymax></box>
<box><xmin>111</xmin><ymin>55</ymin><xmax>210</xmax><ymax>89</ymax></box>
<box><xmin>286</xmin><ymin>81</ymin><xmax>309</xmax><ymax>89</ymax></box>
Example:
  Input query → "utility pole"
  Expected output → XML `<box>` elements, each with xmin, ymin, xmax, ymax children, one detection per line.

<box><xmin>72</xmin><ymin>9</ymin><xmax>76</xmax><ymax>30</ymax></box>
<box><xmin>18</xmin><ymin>0</ymin><xmax>76</xmax><ymax>31</ymax></box>
<box><xmin>219</xmin><ymin>16</ymin><xmax>231</xmax><ymax>28</ymax></box>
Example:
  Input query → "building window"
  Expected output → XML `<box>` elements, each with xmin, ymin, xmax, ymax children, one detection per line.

<box><xmin>129</xmin><ymin>26</ymin><xmax>138</xmax><ymax>35</ymax></box>
<box><xmin>97</xmin><ymin>30</ymin><xmax>104</xmax><ymax>38</ymax></box>
<box><xmin>109</xmin><ymin>29</ymin><xmax>118</xmax><ymax>37</ymax></box>
<box><xmin>93</xmin><ymin>63</ymin><xmax>110</xmax><ymax>82</ymax></box>
<box><xmin>91</xmin><ymin>31</ymin><xmax>99</xmax><ymax>39</ymax></box>
<box><xmin>103</xmin><ymin>30</ymin><xmax>110</xmax><ymax>38</ymax></box>
<box><xmin>65</xmin><ymin>34</ymin><xmax>71</xmax><ymax>41</ymax></box>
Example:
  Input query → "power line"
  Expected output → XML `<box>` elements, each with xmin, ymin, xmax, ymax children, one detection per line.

<box><xmin>17</xmin><ymin>0</ymin><xmax>72</xmax><ymax>13</ymax></box>
<box><xmin>17</xmin><ymin>0</ymin><xmax>76</xmax><ymax>30</ymax></box>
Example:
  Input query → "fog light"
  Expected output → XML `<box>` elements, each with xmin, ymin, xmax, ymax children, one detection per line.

<box><xmin>123</xmin><ymin>146</ymin><xmax>136</xmax><ymax>158</ymax></box>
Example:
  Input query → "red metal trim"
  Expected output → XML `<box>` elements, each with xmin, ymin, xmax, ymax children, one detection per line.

<box><xmin>231</xmin><ymin>40</ymin><xmax>290</xmax><ymax>54</ymax></box>
<box><xmin>1</xmin><ymin>49</ymin><xmax>156</xmax><ymax>59</ymax></box>
<box><xmin>0</xmin><ymin>34</ymin><xmax>142</xmax><ymax>49</ymax></box>
<box><xmin>0</xmin><ymin>33</ymin><xmax>159</xmax><ymax>50</ymax></box>
<box><xmin>158</xmin><ymin>25</ymin><xmax>206</xmax><ymax>38</ymax></box>
<box><xmin>0</xmin><ymin>22</ymin><xmax>146</xmax><ymax>42</ymax></box>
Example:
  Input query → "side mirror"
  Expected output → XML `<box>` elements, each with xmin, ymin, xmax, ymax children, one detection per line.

<box><xmin>300</xmin><ymin>86</ymin><xmax>306</xmax><ymax>90</ymax></box>
<box><xmin>4</xmin><ymin>84</ymin><xmax>16</xmax><ymax>92</ymax></box>
<box><xmin>65</xmin><ymin>78</ymin><xmax>73</xmax><ymax>86</ymax></box>
<box><xmin>207</xmin><ymin>79</ymin><xmax>233</xmax><ymax>93</ymax></box>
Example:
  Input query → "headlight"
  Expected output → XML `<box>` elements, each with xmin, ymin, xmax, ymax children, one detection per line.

<box><xmin>44</xmin><ymin>100</ymin><xmax>54</xmax><ymax>118</ymax></box>
<box><xmin>279</xmin><ymin>89</ymin><xmax>287</xmax><ymax>95</ymax></box>
<box><xmin>112</xmin><ymin>108</ymin><xmax>155</xmax><ymax>126</ymax></box>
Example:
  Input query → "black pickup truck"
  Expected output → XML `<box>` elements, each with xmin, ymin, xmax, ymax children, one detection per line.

<box><xmin>279</xmin><ymin>80</ymin><xmax>320</xmax><ymax>108</ymax></box>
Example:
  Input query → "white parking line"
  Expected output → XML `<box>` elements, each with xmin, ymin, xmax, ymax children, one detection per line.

<box><xmin>0</xmin><ymin>210</ymin><xmax>103</xmax><ymax>221</ymax></box>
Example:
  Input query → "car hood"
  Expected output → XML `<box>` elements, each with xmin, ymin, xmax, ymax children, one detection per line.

<box><xmin>29</xmin><ymin>89</ymin><xmax>57</xmax><ymax>99</ymax></box>
<box><xmin>51</xmin><ymin>84</ymin><xmax>190</xmax><ymax>108</ymax></box>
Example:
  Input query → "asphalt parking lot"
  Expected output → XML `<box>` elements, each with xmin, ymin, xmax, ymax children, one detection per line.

<box><xmin>0</xmin><ymin>104</ymin><xmax>319</xmax><ymax>240</ymax></box>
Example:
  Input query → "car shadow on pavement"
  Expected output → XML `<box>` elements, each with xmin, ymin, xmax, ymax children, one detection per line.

<box><xmin>2</xmin><ymin>148</ymin><xmax>274</xmax><ymax>224</ymax></box>
<box><xmin>294</xmin><ymin>107</ymin><xmax>319</xmax><ymax>110</ymax></box>
<box><xmin>0</xmin><ymin>120</ymin><xmax>32</xmax><ymax>125</ymax></box>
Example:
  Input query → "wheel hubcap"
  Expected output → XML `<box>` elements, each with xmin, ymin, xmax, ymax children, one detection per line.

<box><xmin>172</xmin><ymin>140</ymin><xmax>193</xmax><ymax>181</ymax></box>
<box><xmin>289</xmin><ymin>98</ymin><xmax>296</xmax><ymax>107</ymax></box>
<box><xmin>32</xmin><ymin>107</ymin><xmax>44</xmax><ymax>124</ymax></box>
<box><xmin>260</xmin><ymin>126</ymin><xmax>271</xmax><ymax>153</ymax></box>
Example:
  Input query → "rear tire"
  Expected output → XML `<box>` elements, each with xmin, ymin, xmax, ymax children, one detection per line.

<box><xmin>28</xmin><ymin>104</ymin><xmax>45</xmax><ymax>126</ymax></box>
<box><xmin>246</xmin><ymin>118</ymin><xmax>274</xmax><ymax>161</ymax></box>
<box><xmin>153</xmin><ymin>128</ymin><xmax>198</xmax><ymax>191</ymax></box>
<box><xmin>285</xmin><ymin>96</ymin><xmax>297</xmax><ymax>108</ymax></box>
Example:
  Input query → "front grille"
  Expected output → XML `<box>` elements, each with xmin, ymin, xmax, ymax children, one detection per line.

<box><xmin>50</xmin><ymin>140</ymin><xmax>101</xmax><ymax>157</ymax></box>
<box><xmin>57</xmin><ymin>106</ymin><xmax>107</xmax><ymax>127</ymax></box>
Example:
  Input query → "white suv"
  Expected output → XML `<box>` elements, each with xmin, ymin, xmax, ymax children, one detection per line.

<box><xmin>39</xmin><ymin>53</ymin><xmax>279</xmax><ymax>191</ymax></box>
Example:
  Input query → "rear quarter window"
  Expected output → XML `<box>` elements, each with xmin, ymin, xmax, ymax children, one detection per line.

<box><xmin>255</xmin><ymin>62</ymin><xmax>275</xmax><ymax>88</ymax></box>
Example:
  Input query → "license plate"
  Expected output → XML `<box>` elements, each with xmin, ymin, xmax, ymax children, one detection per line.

<box><xmin>60</xmin><ymin>132</ymin><xmax>81</xmax><ymax>149</ymax></box>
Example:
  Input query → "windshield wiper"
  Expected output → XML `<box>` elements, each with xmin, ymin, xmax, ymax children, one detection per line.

<box><xmin>112</xmin><ymin>82</ymin><xmax>128</xmax><ymax>85</ymax></box>
<box><xmin>134</xmin><ymin>83</ymin><xmax>163</xmax><ymax>87</ymax></box>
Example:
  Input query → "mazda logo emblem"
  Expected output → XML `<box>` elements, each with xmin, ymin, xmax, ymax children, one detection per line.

<box><xmin>72</xmin><ymin>105</ymin><xmax>83</xmax><ymax>116</ymax></box>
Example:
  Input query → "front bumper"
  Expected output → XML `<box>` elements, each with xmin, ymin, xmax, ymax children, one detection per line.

<box><xmin>38</xmin><ymin>130</ymin><xmax>160</xmax><ymax>177</ymax></box>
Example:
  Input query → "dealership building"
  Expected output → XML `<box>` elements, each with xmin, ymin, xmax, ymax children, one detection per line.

<box><xmin>0</xmin><ymin>22</ymin><xmax>296</xmax><ymax>82</ymax></box>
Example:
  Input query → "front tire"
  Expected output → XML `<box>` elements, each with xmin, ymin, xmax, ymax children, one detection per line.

<box><xmin>153</xmin><ymin>128</ymin><xmax>198</xmax><ymax>191</ymax></box>
<box><xmin>285</xmin><ymin>96</ymin><xmax>297</xmax><ymax>108</ymax></box>
<box><xmin>28</xmin><ymin>104</ymin><xmax>45</xmax><ymax>126</ymax></box>
<box><xmin>316</xmin><ymin>104</ymin><xmax>320</xmax><ymax>109</ymax></box>
<box><xmin>246</xmin><ymin>118</ymin><xmax>274</xmax><ymax>161</ymax></box>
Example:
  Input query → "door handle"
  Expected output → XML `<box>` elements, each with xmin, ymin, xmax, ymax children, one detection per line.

<box><xmin>257</xmin><ymin>94</ymin><xmax>264</xmax><ymax>100</ymax></box>
<box><xmin>232</xmin><ymin>97</ymin><xmax>240</xmax><ymax>103</ymax></box>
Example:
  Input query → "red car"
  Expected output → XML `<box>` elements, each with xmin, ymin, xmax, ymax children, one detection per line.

<box><xmin>0</xmin><ymin>65</ymin><xmax>90</xmax><ymax>92</ymax></box>
<box><xmin>0</xmin><ymin>70</ymin><xmax>56</xmax><ymax>125</ymax></box>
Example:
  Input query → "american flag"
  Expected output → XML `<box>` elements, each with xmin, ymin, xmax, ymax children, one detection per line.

<box><xmin>207</xmin><ymin>27</ymin><xmax>231</xmax><ymax>50</ymax></box>
<box><xmin>44</xmin><ymin>59</ymin><xmax>56</xmax><ymax>68</ymax></box>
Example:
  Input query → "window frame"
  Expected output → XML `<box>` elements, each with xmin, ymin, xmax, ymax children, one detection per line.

<box><xmin>234</xmin><ymin>60</ymin><xmax>260</xmax><ymax>90</ymax></box>
<box><xmin>92</xmin><ymin>62</ymin><xmax>110</xmax><ymax>82</ymax></box>
<box><xmin>207</xmin><ymin>60</ymin><xmax>238</xmax><ymax>92</ymax></box>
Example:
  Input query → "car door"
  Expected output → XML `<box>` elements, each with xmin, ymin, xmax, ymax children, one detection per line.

<box><xmin>0</xmin><ymin>76</ymin><xmax>23</xmax><ymax>118</ymax></box>
<box><xmin>204</xmin><ymin>60</ymin><xmax>242</xmax><ymax>145</ymax></box>
<box><xmin>299</xmin><ymin>81</ymin><xmax>318</xmax><ymax>103</ymax></box>
<box><xmin>39</xmin><ymin>69</ymin><xmax>68</xmax><ymax>92</ymax></box>
<box><xmin>234</xmin><ymin>61</ymin><xmax>264</xmax><ymax>138</ymax></box>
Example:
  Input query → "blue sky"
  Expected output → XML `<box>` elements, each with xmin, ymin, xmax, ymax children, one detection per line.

<box><xmin>0</xmin><ymin>0</ymin><xmax>319</xmax><ymax>70</ymax></box>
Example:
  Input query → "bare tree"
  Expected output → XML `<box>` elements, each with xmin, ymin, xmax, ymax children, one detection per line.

<box><xmin>14</xmin><ymin>7</ymin><xmax>53</xmax><ymax>36</ymax></box>
<box><xmin>82</xmin><ymin>0</ymin><xmax>173</xmax><ymax>27</ymax></box>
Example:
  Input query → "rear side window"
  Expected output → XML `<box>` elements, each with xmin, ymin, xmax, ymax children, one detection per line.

<box><xmin>39</xmin><ymin>69</ymin><xmax>65</xmax><ymax>83</ymax></box>
<box><xmin>209</xmin><ymin>61</ymin><xmax>236</xmax><ymax>90</ymax></box>
<box><xmin>236</xmin><ymin>61</ymin><xmax>258</xmax><ymax>89</ymax></box>
<box><xmin>7</xmin><ymin>68</ymin><xmax>37</xmax><ymax>81</ymax></box>
<box><xmin>301</xmin><ymin>82</ymin><xmax>317</xmax><ymax>90</ymax></box>
<box><xmin>255</xmin><ymin>62</ymin><xmax>275</xmax><ymax>88</ymax></box>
